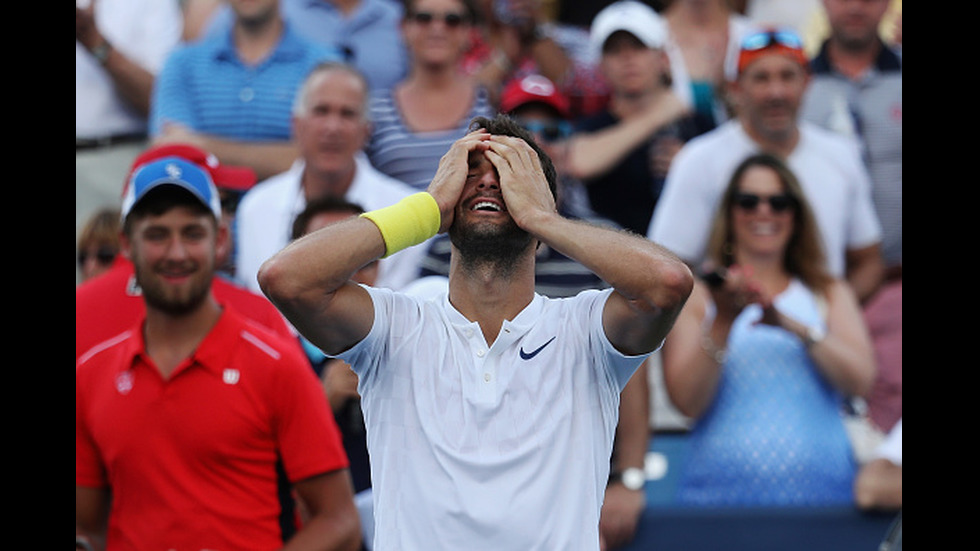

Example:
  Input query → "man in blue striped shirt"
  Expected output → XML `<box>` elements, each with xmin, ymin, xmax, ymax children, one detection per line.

<box><xmin>149</xmin><ymin>0</ymin><xmax>343</xmax><ymax>181</ymax></box>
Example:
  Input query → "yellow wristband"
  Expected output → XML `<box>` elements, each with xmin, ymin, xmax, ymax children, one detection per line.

<box><xmin>360</xmin><ymin>192</ymin><xmax>441</xmax><ymax>258</ymax></box>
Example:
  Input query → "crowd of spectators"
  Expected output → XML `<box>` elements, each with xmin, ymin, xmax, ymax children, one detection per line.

<box><xmin>78</xmin><ymin>1</ymin><xmax>901</xmax><ymax>549</ymax></box>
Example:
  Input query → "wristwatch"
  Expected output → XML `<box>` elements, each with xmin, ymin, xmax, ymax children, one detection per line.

<box><xmin>609</xmin><ymin>467</ymin><xmax>646</xmax><ymax>491</ymax></box>
<box><xmin>92</xmin><ymin>41</ymin><xmax>112</xmax><ymax>65</ymax></box>
<box><xmin>804</xmin><ymin>325</ymin><xmax>826</xmax><ymax>348</ymax></box>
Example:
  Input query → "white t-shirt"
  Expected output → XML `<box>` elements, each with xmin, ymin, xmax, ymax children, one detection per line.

<box><xmin>235</xmin><ymin>153</ymin><xmax>427</xmax><ymax>292</ymax></box>
<box><xmin>647</xmin><ymin>120</ymin><xmax>881</xmax><ymax>277</ymax></box>
<box><xmin>338</xmin><ymin>286</ymin><xmax>648</xmax><ymax>550</ymax></box>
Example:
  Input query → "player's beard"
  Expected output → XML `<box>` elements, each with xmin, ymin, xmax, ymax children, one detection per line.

<box><xmin>133</xmin><ymin>257</ymin><xmax>213</xmax><ymax>317</ymax></box>
<box><xmin>450</xmin><ymin>215</ymin><xmax>533</xmax><ymax>279</ymax></box>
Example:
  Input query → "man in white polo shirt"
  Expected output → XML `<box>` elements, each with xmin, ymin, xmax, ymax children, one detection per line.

<box><xmin>235</xmin><ymin>62</ymin><xmax>424</xmax><ymax>292</ymax></box>
<box><xmin>647</xmin><ymin>27</ymin><xmax>884</xmax><ymax>303</ymax></box>
<box><xmin>258</xmin><ymin>114</ymin><xmax>693</xmax><ymax>550</ymax></box>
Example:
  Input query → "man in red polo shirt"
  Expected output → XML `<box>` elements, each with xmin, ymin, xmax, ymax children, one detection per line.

<box><xmin>76</xmin><ymin>143</ymin><xmax>299</xmax><ymax>361</ymax></box>
<box><xmin>75</xmin><ymin>156</ymin><xmax>361</xmax><ymax>550</ymax></box>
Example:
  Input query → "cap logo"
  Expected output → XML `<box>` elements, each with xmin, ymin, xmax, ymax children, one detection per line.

<box><xmin>520</xmin><ymin>75</ymin><xmax>556</xmax><ymax>98</ymax></box>
<box><xmin>165</xmin><ymin>162</ymin><xmax>182</xmax><ymax>181</ymax></box>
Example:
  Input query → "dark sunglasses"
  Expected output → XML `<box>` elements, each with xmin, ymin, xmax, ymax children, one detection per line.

<box><xmin>78</xmin><ymin>246</ymin><xmax>117</xmax><ymax>267</ymax></box>
<box><xmin>515</xmin><ymin>119</ymin><xmax>572</xmax><ymax>142</ymax></box>
<box><xmin>733</xmin><ymin>192</ymin><xmax>796</xmax><ymax>213</ymax></box>
<box><xmin>409</xmin><ymin>11</ymin><xmax>468</xmax><ymax>27</ymax></box>
<box><xmin>740</xmin><ymin>29</ymin><xmax>804</xmax><ymax>52</ymax></box>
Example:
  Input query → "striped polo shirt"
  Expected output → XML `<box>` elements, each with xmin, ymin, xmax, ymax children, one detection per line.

<box><xmin>802</xmin><ymin>42</ymin><xmax>902</xmax><ymax>268</ymax></box>
<box><xmin>365</xmin><ymin>86</ymin><xmax>496</xmax><ymax>190</ymax></box>
<box><xmin>150</xmin><ymin>24</ymin><xmax>342</xmax><ymax>141</ymax></box>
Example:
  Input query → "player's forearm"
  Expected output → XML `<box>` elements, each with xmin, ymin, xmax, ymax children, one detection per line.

<box><xmin>530</xmin><ymin>214</ymin><xmax>692</xmax><ymax>354</ymax></box>
<box><xmin>259</xmin><ymin>217</ymin><xmax>384</xmax><ymax>312</ymax></box>
<box><xmin>535</xmin><ymin>214</ymin><xmax>692</xmax><ymax>311</ymax></box>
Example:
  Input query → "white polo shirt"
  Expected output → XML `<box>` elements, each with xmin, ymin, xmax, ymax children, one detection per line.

<box><xmin>337</xmin><ymin>286</ymin><xmax>647</xmax><ymax>550</ymax></box>
<box><xmin>648</xmin><ymin>120</ymin><xmax>882</xmax><ymax>277</ymax></box>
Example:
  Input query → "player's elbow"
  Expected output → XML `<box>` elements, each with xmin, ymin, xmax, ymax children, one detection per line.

<box><xmin>256</xmin><ymin>253</ymin><xmax>301</xmax><ymax>306</ymax></box>
<box><xmin>649</xmin><ymin>260</ymin><xmax>694</xmax><ymax>314</ymax></box>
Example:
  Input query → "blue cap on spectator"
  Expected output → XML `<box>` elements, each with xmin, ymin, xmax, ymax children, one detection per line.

<box><xmin>121</xmin><ymin>156</ymin><xmax>222</xmax><ymax>221</ymax></box>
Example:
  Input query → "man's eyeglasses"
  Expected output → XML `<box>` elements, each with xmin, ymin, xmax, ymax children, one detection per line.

<box><xmin>409</xmin><ymin>11</ymin><xmax>469</xmax><ymax>28</ymax></box>
<box><xmin>515</xmin><ymin>119</ymin><xmax>572</xmax><ymax>142</ymax></box>
<box><xmin>78</xmin><ymin>246</ymin><xmax>117</xmax><ymax>267</ymax></box>
<box><xmin>733</xmin><ymin>192</ymin><xmax>796</xmax><ymax>213</ymax></box>
<box><xmin>740</xmin><ymin>29</ymin><xmax>804</xmax><ymax>53</ymax></box>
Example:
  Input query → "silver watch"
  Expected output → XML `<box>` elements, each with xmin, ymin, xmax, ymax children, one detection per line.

<box><xmin>619</xmin><ymin>467</ymin><xmax>646</xmax><ymax>491</ymax></box>
<box><xmin>804</xmin><ymin>325</ymin><xmax>826</xmax><ymax>348</ymax></box>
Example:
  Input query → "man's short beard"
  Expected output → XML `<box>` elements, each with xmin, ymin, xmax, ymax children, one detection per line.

<box><xmin>449</xmin><ymin>218</ymin><xmax>534</xmax><ymax>278</ymax></box>
<box><xmin>134</xmin><ymin>262</ymin><xmax>212</xmax><ymax>317</ymax></box>
<box><xmin>142</xmin><ymin>286</ymin><xmax>210</xmax><ymax>317</ymax></box>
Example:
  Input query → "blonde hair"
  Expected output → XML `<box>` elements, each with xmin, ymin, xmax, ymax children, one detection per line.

<box><xmin>705</xmin><ymin>153</ymin><xmax>833</xmax><ymax>294</ymax></box>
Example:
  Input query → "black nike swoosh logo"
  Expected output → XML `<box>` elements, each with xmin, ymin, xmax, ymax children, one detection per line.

<box><xmin>519</xmin><ymin>336</ymin><xmax>556</xmax><ymax>360</ymax></box>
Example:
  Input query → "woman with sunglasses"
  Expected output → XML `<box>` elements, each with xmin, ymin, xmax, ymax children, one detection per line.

<box><xmin>661</xmin><ymin>153</ymin><xmax>876</xmax><ymax>507</ymax></box>
<box><xmin>77</xmin><ymin>206</ymin><xmax>121</xmax><ymax>283</ymax></box>
<box><xmin>364</xmin><ymin>0</ymin><xmax>494</xmax><ymax>191</ymax></box>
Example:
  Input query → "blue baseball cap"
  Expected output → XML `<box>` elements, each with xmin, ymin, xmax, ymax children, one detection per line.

<box><xmin>121</xmin><ymin>156</ymin><xmax>222</xmax><ymax>221</ymax></box>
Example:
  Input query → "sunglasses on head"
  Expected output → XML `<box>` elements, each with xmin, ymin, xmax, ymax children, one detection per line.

<box><xmin>409</xmin><ymin>11</ymin><xmax>468</xmax><ymax>27</ymax></box>
<box><xmin>740</xmin><ymin>29</ymin><xmax>804</xmax><ymax>52</ymax></box>
<box><xmin>78</xmin><ymin>246</ymin><xmax>117</xmax><ymax>267</ymax></box>
<box><xmin>733</xmin><ymin>192</ymin><xmax>796</xmax><ymax>213</ymax></box>
<box><xmin>515</xmin><ymin>119</ymin><xmax>572</xmax><ymax>142</ymax></box>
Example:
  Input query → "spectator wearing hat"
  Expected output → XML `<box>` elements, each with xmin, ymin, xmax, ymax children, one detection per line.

<box><xmin>648</xmin><ymin>25</ymin><xmax>885</xmax><ymax>303</ymax></box>
<box><xmin>131</xmin><ymin>143</ymin><xmax>260</xmax><ymax>281</ymax></box>
<box><xmin>75</xmin><ymin>143</ymin><xmax>296</xmax><ymax>364</ymax></box>
<box><xmin>563</xmin><ymin>0</ymin><xmax>713</xmax><ymax>236</ymax></box>
<box><xmin>76</xmin><ymin>155</ymin><xmax>361</xmax><ymax>551</ymax></box>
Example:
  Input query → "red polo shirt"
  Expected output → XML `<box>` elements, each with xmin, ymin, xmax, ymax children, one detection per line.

<box><xmin>76</xmin><ymin>258</ymin><xmax>297</xmax><ymax>360</ymax></box>
<box><xmin>76</xmin><ymin>307</ymin><xmax>348</xmax><ymax>550</ymax></box>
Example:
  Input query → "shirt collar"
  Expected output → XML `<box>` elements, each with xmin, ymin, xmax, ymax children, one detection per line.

<box><xmin>123</xmin><ymin>305</ymin><xmax>246</xmax><ymax>379</ymax></box>
<box><xmin>810</xmin><ymin>38</ymin><xmax>902</xmax><ymax>75</ymax></box>
<box><xmin>215</xmin><ymin>22</ymin><xmax>308</xmax><ymax>64</ymax></box>
<box><xmin>441</xmin><ymin>292</ymin><xmax>545</xmax><ymax>338</ymax></box>
<box><xmin>302</xmin><ymin>0</ymin><xmax>391</xmax><ymax>24</ymax></box>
